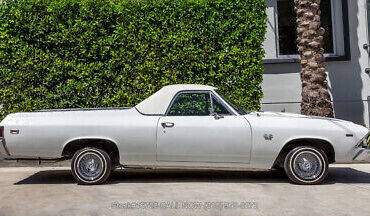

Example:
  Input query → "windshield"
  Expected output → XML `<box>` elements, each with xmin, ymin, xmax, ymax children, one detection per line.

<box><xmin>215</xmin><ymin>90</ymin><xmax>248</xmax><ymax>115</ymax></box>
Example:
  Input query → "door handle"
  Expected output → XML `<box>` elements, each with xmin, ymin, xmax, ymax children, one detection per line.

<box><xmin>161</xmin><ymin>122</ymin><xmax>175</xmax><ymax>128</ymax></box>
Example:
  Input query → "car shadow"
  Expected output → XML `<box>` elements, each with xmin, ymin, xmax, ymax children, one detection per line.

<box><xmin>14</xmin><ymin>167</ymin><xmax>370</xmax><ymax>185</ymax></box>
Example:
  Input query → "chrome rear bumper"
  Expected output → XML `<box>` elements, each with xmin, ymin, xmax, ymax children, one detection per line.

<box><xmin>353</xmin><ymin>147</ymin><xmax>370</xmax><ymax>163</ymax></box>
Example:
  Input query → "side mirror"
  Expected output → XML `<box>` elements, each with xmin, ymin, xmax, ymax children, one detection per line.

<box><xmin>211</xmin><ymin>112</ymin><xmax>224</xmax><ymax>120</ymax></box>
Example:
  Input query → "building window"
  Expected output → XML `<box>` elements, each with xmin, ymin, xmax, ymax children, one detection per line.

<box><xmin>277</xmin><ymin>0</ymin><xmax>334</xmax><ymax>56</ymax></box>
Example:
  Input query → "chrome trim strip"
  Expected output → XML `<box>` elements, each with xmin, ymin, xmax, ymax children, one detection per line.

<box><xmin>5</xmin><ymin>157</ymin><xmax>68</xmax><ymax>165</ymax></box>
<box><xmin>35</xmin><ymin>107</ymin><xmax>132</xmax><ymax>112</ymax></box>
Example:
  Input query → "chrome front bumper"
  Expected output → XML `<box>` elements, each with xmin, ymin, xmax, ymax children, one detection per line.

<box><xmin>0</xmin><ymin>138</ymin><xmax>10</xmax><ymax>156</ymax></box>
<box><xmin>353</xmin><ymin>147</ymin><xmax>370</xmax><ymax>163</ymax></box>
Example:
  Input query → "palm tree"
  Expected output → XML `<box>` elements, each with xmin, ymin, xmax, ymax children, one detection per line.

<box><xmin>294</xmin><ymin>0</ymin><xmax>334</xmax><ymax>117</ymax></box>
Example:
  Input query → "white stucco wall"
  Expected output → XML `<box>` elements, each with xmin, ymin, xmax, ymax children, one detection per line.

<box><xmin>262</xmin><ymin>0</ymin><xmax>370</xmax><ymax>127</ymax></box>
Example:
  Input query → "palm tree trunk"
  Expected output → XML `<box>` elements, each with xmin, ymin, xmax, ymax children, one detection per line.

<box><xmin>294</xmin><ymin>0</ymin><xmax>334</xmax><ymax>117</ymax></box>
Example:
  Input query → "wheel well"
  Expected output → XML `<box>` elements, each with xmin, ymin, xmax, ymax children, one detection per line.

<box><xmin>62</xmin><ymin>139</ymin><xmax>120</xmax><ymax>165</ymax></box>
<box><xmin>273</xmin><ymin>138</ymin><xmax>335</xmax><ymax>168</ymax></box>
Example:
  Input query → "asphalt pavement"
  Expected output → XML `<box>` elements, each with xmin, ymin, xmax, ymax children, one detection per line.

<box><xmin>0</xmin><ymin>164</ymin><xmax>370</xmax><ymax>216</ymax></box>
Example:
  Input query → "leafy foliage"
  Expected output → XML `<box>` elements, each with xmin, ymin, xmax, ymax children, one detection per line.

<box><xmin>0</xmin><ymin>0</ymin><xmax>266</xmax><ymax>119</ymax></box>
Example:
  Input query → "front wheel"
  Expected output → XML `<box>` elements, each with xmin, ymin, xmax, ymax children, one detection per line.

<box><xmin>284</xmin><ymin>146</ymin><xmax>328</xmax><ymax>185</ymax></box>
<box><xmin>71</xmin><ymin>147</ymin><xmax>112</xmax><ymax>185</ymax></box>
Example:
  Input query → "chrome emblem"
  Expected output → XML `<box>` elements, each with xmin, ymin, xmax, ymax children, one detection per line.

<box><xmin>264</xmin><ymin>134</ymin><xmax>273</xmax><ymax>140</ymax></box>
<box><xmin>10</xmin><ymin>129</ymin><xmax>19</xmax><ymax>134</ymax></box>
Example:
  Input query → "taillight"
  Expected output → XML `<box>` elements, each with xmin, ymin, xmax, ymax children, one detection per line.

<box><xmin>0</xmin><ymin>126</ymin><xmax>3</xmax><ymax>138</ymax></box>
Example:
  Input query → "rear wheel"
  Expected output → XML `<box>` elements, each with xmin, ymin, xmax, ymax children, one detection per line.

<box><xmin>284</xmin><ymin>146</ymin><xmax>328</xmax><ymax>185</ymax></box>
<box><xmin>71</xmin><ymin>147</ymin><xmax>112</xmax><ymax>185</ymax></box>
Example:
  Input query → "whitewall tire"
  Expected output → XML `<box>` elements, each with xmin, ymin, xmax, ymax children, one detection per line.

<box><xmin>71</xmin><ymin>147</ymin><xmax>112</xmax><ymax>185</ymax></box>
<box><xmin>284</xmin><ymin>146</ymin><xmax>328</xmax><ymax>185</ymax></box>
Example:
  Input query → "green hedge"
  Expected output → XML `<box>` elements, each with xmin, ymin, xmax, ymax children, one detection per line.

<box><xmin>0</xmin><ymin>0</ymin><xmax>266</xmax><ymax>119</ymax></box>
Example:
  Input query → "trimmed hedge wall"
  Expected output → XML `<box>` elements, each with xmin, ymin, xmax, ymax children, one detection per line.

<box><xmin>0</xmin><ymin>0</ymin><xmax>266</xmax><ymax>119</ymax></box>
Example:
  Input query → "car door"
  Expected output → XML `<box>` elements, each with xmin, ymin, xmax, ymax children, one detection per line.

<box><xmin>156</xmin><ymin>91</ymin><xmax>252</xmax><ymax>164</ymax></box>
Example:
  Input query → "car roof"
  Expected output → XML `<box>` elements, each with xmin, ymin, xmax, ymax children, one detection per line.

<box><xmin>135</xmin><ymin>84</ymin><xmax>217</xmax><ymax>115</ymax></box>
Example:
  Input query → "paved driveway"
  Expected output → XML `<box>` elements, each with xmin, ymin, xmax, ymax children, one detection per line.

<box><xmin>0</xmin><ymin>164</ymin><xmax>370</xmax><ymax>216</ymax></box>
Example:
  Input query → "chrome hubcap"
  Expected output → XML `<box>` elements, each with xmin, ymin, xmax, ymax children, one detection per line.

<box><xmin>293</xmin><ymin>151</ymin><xmax>323</xmax><ymax>180</ymax></box>
<box><xmin>77</xmin><ymin>152</ymin><xmax>104</xmax><ymax>181</ymax></box>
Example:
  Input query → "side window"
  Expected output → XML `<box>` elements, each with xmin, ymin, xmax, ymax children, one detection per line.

<box><xmin>167</xmin><ymin>92</ymin><xmax>211</xmax><ymax>116</ymax></box>
<box><xmin>212</xmin><ymin>95</ymin><xmax>231</xmax><ymax>115</ymax></box>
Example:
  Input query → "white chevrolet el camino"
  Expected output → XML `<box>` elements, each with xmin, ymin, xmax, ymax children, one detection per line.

<box><xmin>0</xmin><ymin>84</ymin><xmax>369</xmax><ymax>185</ymax></box>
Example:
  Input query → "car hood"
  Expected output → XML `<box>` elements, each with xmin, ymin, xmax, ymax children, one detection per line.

<box><xmin>248</xmin><ymin>111</ymin><xmax>369</xmax><ymax>139</ymax></box>
<box><xmin>251</xmin><ymin>111</ymin><xmax>341</xmax><ymax>121</ymax></box>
